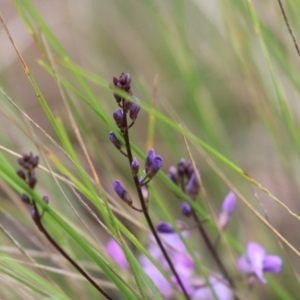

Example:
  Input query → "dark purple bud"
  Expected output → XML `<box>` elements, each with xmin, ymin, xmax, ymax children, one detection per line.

<box><xmin>131</xmin><ymin>158</ymin><xmax>139</xmax><ymax>176</ymax></box>
<box><xmin>42</xmin><ymin>195</ymin><xmax>49</xmax><ymax>204</ymax></box>
<box><xmin>28</xmin><ymin>171</ymin><xmax>37</xmax><ymax>189</ymax></box>
<box><xmin>31</xmin><ymin>155</ymin><xmax>39</xmax><ymax>168</ymax></box>
<box><xmin>20</xmin><ymin>193</ymin><xmax>30</xmax><ymax>205</ymax></box>
<box><xmin>145</xmin><ymin>149</ymin><xmax>155</xmax><ymax>174</ymax></box>
<box><xmin>123</xmin><ymin>99</ymin><xmax>132</xmax><ymax>112</ymax></box>
<box><xmin>185</xmin><ymin>171</ymin><xmax>200</xmax><ymax>199</ymax></box>
<box><xmin>185</xmin><ymin>162</ymin><xmax>194</xmax><ymax>178</ymax></box>
<box><xmin>113</xmin><ymin>180</ymin><xmax>132</xmax><ymax>205</ymax></box>
<box><xmin>119</xmin><ymin>73</ymin><xmax>131</xmax><ymax>86</ymax></box>
<box><xmin>114</xmin><ymin>93</ymin><xmax>122</xmax><ymax>104</ymax></box>
<box><xmin>157</xmin><ymin>222</ymin><xmax>174</xmax><ymax>233</ymax></box>
<box><xmin>17</xmin><ymin>169</ymin><xmax>26</xmax><ymax>181</ymax></box>
<box><xmin>113</xmin><ymin>109</ymin><xmax>124</xmax><ymax>128</ymax></box>
<box><xmin>129</xmin><ymin>98</ymin><xmax>140</xmax><ymax>121</ymax></box>
<box><xmin>167</xmin><ymin>166</ymin><xmax>178</xmax><ymax>184</ymax></box>
<box><xmin>31</xmin><ymin>208</ymin><xmax>39</xmax><ymax>222</ymax></box>
<box><xmin>113</xmin><ymin>77</ymin><xmax>119</xmax><ymax>86</ymax></box>
<box><xmin>109</xmin><ymin>131</ymin><xmax>122</xmax><ymax>150</ymax></box>
<box><xmin>181</xmin><ymin>201</ymin><xmax>192</xmax><ymax>217</ymax></box>
<box><xmin>177</xmin><ymin>158</ymin><xmax>187</xmax><ymax>176</ymax></box>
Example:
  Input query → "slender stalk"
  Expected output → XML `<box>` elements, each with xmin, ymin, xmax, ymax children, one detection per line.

<box><xmin>121</xmin><ymin>105</ymin><xmax>191</xmax><ymax>300</ymax></box>
<box><xmin>192</xmin><ymin>211</ymin><xmax>237</xmax><ymax>296</ymax></box>
<box><xmin>31</xmin><ymin>202</ymin><xmax>114</xmax><ymax>300</ymax></box>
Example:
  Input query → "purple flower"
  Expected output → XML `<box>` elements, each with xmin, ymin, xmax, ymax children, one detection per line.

<box><xmin>129</xmin><ymin>98</ymin><xmax>140</xmax><ymax>121</ymax></box>
<box><xmin>157</xmin><ymin>222</ymin><xmax>175</xmax><ymax>234</ymax></box>
<box><xmin>237</xmin><ymin>241</ymin><xmax>282</xmax><ymax>284</ymax></box>
<box><xmin>185</xmin><ymin>171</ymin><xmax>201</xmax><ymax>199</ymax></box>
<box><xmin>131</xmin><ymin>158</ymin><xmax>139</xmax><ymax>176</ymax></box>
<box><xmin>109</xmin><ymin>131</ymin><xmax>122</xmax><ymax>150</ymax></box>
<box><xmin>218</xmin><ymin>191</ymin><xmax>237</xmax><ymax>229</ymax></box>
<box><xmin>112</xmin><ymin>180</ymin><xmax>132</xmax><ymax>205</ymax></box>
<box><xmin>181</xmin><ymin>201</ymin><xmax>192</xmax><ymax>217</ymax></box>
<box><xmin>113</xmin><ymin>108</ymin><xmax>124</xmax><ymax>128</ymax></box>
<box><xmin>191</xmin><ymin>274</ymin><xmax>233</xmax><ymax>300</ymax></box>
<box><xmin>144</xmin><ymin>149</ymin><xmax>163</xmax><ymax>179</ymax></box>
<box><xmin>167</xmin><ymin>165</ymin><xmax>178</xmax><ymax>184</ymax></box>
<box><xmin>106</xmin><ymin>239</ymin><xmax>129</xmax><ymax>270</ymax></box>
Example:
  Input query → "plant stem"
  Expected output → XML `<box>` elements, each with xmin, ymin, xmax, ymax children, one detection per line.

<box><xmin>192</xmin><ymin>211</ymin><xmax>236</xmax><ymax>295</ymax></box>
<box><xmin>121</xmin><ymin>107</ymin><xmax>191</xmax><ymax>300</ymax></box>
<box><xmin>31</xmin><ymin>202</ymin><xmax>114</xmax><ymax>300</ymax></box>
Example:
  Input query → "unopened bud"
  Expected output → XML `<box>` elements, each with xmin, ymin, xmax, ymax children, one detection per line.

<box><xmin>109</xmin><ymin>131</ymin><xmax>122</xmax><ymax>150</ymax></box>
<box><xmin>131</xmin><ymin>158</ymin><xmax>139</xmax><ymax>176</ymax></box>
<box><xmin>113</xmin><ymin>180</ymin><xmax>132</xmax><ymax>206</ymax></box>
<box><xmin>157</xmin><ymin>222</ymin><xmax>174</xmax><ymax>233</ymax></box>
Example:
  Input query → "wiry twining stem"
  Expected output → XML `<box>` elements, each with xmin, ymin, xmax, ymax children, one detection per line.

<box><xmin>17</xmin><ymin>153</ymin><xmax>114</xmax><ymax>300</ymax></box>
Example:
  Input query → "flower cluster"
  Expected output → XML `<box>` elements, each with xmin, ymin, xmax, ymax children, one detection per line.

<box><xmin>109</xmin><ymin>73</ymin><xmax>162</xmax><ymax>209</ymax></box>
<box><xmin>107</xmin><ymin>73</ymin><xmax>283</xmax><ymax>299</ymax></box>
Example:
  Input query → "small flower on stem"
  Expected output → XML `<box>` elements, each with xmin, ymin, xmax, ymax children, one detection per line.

<box><xmin>185</xmin><ymin>171</ymin><xmax>201</xmax><ymax>199</ymax></box>
<box><xmin>106</xmin><ymin>238</ymin><xmax>129</xmax><ymax>270</ymax></box>
<box><xmin>131</xmin><ymin>158</ymin><xmax>139</xmax><ymax>176</ymax></box>
<box><xmin>167</xmin><ymin>165</ymin><xmax>179</xmax><ymax>184</ymax></box>
<box><xmin>218</xmin><ymin>191</ymin><xmax>236</xmax><ymax>229</ymax></box>
<box><xmin>113</xmin><ymin>109</ymin><xmax>125</xmax><ymax>129</ymax></box>
<box><xmin>181</xmin><ymin>201</ymin><xmax>192</xmax><ymax>217</ymax></box>
<box><xmin>157</xmin><ymin>222</ymin><xmax>175</xmax><ymax>234</ymax></box>
<box><xmin>144</xmin><ymin>149</ymin><xmax>163</xmax><ymax>181</ymax></box>
<box><xmin>237</xmin><ymin>241</ymin><xmax>282</xmax><ymax>284</ymax></box>
<box><xmin>109</xmin><ymin>131</ymin><xmax>122</xmax><ymax>150</ymax></box>
<box><xmin>42</xmin><ymin>195</ymin><xmax>49</xmax><ymax>204</ymax></box>
<box><xmin>129</xmin><ymin>98</ymin><xmax>140</xmax><ymax>121</ymax></box>
<box><xmin>112</xmin><ymin>180</ymin><xmax>133</xmax><ymax>206</ymax></box>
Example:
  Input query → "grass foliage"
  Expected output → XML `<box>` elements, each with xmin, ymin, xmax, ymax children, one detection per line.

<box><xmin>0</xmin><ymin>0</ymin><xmax>300</xmax><ymax>299</ymax></box>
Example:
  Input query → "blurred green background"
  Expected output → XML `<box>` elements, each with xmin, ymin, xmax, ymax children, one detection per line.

<box><xmin>1</xmin><ymin>0</ymin><xmax>300</xmax><ymax>299</ymax></box>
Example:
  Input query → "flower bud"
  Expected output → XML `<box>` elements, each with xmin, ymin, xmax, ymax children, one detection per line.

<box><xmin>113</xmin><ymin>109</ymin><xmax>124</xmax><ymax>128</ymax></box>
<box><xmin>17</xmin><ymin>169</ymin><xmax>26</xmax><ymax>181</ymax></box>
<box><xmin>42</xmin><ymin>194</ymin><xmax>49</xmax><ymax>204</ymax></box>
<box><xmin>185</xmin><ymin>172</ymin><xmax>200</xmax><ymax>199</ymax></box>
<box><xmin>20</xmin><ymin>193</ymin><xmax>30</xmax><ymax>205</ymax></box>
<box><xmin>181</xmin><ymin>201</ymin><xmax>192</xmax><ymax>217</ymax></box>
<box><xmin>167</xmin><ymin>166</ymin><xmax>178</xmax><ymax>184</ymax></box>
<box><xmin>131</xmin><ymin>158</ymin><xmax>139</xmax><ymax>176</ymax></box>
<box><xmin>145</xmin><ymin>149</ymin><xmax>155</xmax><ymax>174</ymax></box>
<box><xmin>109</xmin><ymin>131</ymin><xmax>122</xmax><ymax>150</ymax></box>
<box><xmin>113</xmin><ymin>180</ymin><xmax>132</xmax><ymax>206</ymax></box>
<box><xmin>156</xmin><ymin>222</ymin><xmax>174</xmax><ymax>233</ymax></box>
<box><xmin>218</xmin><ymin>191</ymin><xmax>236</xmax><ymax>229</ymax></box>
<box><xmin>28</xmin><ymin>171</ymin><xmax>37</xmax><ymax>189</ymax></box>
<box><xmin>129</xmin><ymin>98</ymin><xmax>140</xmax><ymax>121</ymax></box>
<box><xmin>145</xmin><ymin>149</ymin><xmax>163</xmax><ymax>180</ymax></box>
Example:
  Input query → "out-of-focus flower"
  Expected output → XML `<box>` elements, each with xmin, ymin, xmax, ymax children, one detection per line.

<box><xmin>106</xmin><ymin>239</ymin><xmax>129</xmax><ymax>270</ymax></box>
<box><xmin>185</xmin><ymin>171</ymin><xmax>201</xmax><ymax>199</ymax></box>
<box><xmin>218</xmin><ymin>192</ymin><xmax>237</xmax><ymax>229</ymax></box>
<box><xmin>106</xmin><ymin>221</ymin><xmax>195</xmax><ymax>299</ymax></box>
<box><xmin>237</xmin><ymin>241</ymin><xmax>282</xmax><ymax>284</ymax></box>
<box><xmin>191</xmin><ymin>274</ymin><xmax>233</xmax><ymax>300</ymax></box>
<box><xmin>181</xmin><ymin>201</ymin><xmax>192</xmax><ymax>217</ymax></box>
